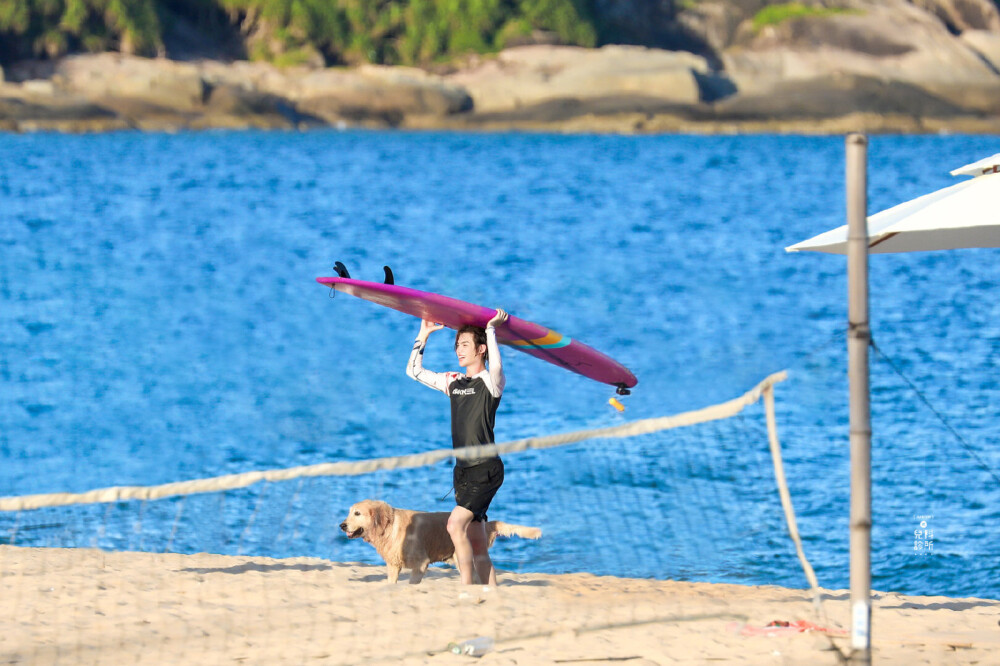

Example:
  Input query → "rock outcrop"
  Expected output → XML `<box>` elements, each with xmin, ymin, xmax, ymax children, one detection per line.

<box><xmin>720</xmin><ymin>0</ymin><xmax>1000</xmax><ymax>112</ymax></box>
<box><xmin>1</xmin><ymin>0</ymin><xmax>999</xmax><ymax>134</ymax></box>
<box><xmin>1</xmin><ymin>54</ymin><xmax>473</xmax><ymax>131</ymax></box>
<box><xmin>444</xmin><ymin>45</ymin><xmax>711</xmax><ymax>112</ymax></box>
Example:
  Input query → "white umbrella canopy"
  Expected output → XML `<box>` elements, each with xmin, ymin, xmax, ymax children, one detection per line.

<box><xmin>786</xmin><ymin>153</ymin><xmax>1000</xmax><ymax>254</ymax></box>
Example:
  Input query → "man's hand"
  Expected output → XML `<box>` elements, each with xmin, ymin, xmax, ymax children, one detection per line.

<box><xmin>487</xmin><ymin>308</ymin><xmax>509</xmax><ymax>328</ymax></box>
<box><xmin>417</xmin><ymin>319</ymin><xmax>444</xmax><ymax>342</ymax></box>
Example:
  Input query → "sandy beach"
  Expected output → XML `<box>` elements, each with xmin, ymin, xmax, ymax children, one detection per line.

<box><xmin>1</xmin><ymin>545</ymin><xmax>996</xmax><ymax>665</ymax></box>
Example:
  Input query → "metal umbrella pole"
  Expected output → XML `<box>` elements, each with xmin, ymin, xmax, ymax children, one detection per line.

<box><xmin>846</xmin><ymin>133</ymin><xmax>872</xmax><ymax>664</ymax></box>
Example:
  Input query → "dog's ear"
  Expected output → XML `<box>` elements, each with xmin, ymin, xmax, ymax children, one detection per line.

<box><xmin>369</xmin><ymin>502</ymin><xmax>387</xmax><ymax>533</ymax></box>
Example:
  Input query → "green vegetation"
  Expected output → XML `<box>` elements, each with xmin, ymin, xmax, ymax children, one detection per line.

<box><xmin>0</xmin><ymin>0</ymin><xmax>164</xmax><ymax>60</ymax></box>
<box><xmin>0</xmin><ymin>0</ymin><xmax>597</xmax><ymax>66</ymax></box>
<box><xmin>751</xmin><ymin>2</ymin><xmax>853</xmax><ymax>32</ymax></box>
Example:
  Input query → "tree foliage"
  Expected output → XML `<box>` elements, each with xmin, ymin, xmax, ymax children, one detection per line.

<box><xmin>0</xmin><ymin>0</ymin><xmax>163</xmax><ymax>61</ymax></box>
<box><xmin>0</xmin><ymin>0</ymin><xmax>599</xmax><ymax>66</ymax></box>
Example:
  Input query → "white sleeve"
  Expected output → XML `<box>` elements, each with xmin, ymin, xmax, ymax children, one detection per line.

<box><xmin>406</xmin><ymin>339</ymin><xmax>450</xmax><ymax>395</ymax></box>
<box><xmin>485</xmin><ymin>326</ymin><xmax>505</xmax><ymax>398</ymax></box>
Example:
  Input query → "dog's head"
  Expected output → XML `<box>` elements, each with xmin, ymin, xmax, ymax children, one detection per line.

<box><xmin>339</xmin><ymin>500</ymin><xmax>390</xmax><ymax>541</ymax></box>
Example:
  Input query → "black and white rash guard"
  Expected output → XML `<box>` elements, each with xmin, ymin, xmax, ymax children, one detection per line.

<box><xmin>406</xmin><ymin>326</ymin><xmax>505</xmax><ymax>467</ymax></box>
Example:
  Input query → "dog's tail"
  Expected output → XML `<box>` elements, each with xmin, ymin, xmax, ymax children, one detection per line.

<box><xmin>488</xmin><ymin>522</ymin><xmax>542</xmax><ymax>540</ymax></box>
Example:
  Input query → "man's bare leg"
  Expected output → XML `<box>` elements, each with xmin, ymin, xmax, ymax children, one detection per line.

<box><xmin>467</xmin><ymin>520</ymin><xmax>498</xmax><ymax>587</ymax></box>
<box><xmin>447</xmin><ymin>505</ymin><xmax>476</xmax><ymax>585</ymax></box>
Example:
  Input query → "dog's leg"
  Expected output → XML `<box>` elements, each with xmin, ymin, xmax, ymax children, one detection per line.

<box><xmin>386</xmin><ymin>564</ymin><xmax>401</xmax><ymax>584</ymax></box>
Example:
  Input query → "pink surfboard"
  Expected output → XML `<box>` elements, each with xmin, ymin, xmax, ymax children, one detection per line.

<box><xmin>317</xmin><ymin>276</ymin><xmax>637</xmax><ymax>391</ymax></box>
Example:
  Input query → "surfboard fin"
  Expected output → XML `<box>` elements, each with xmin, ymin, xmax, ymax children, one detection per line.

<box><xmin>383</xmin><ymin>265</ymin><xmax>394</xmax><ymax>285</ymax></box>
<box><xmin>333</xmin><ymin>261</ymin><xmax>351</xmax><ymax>279</ymax></box>
<box><xmin>615</xmin><ymin>384</ymin><xmax>631</xmax><ymax>396</ymax></box>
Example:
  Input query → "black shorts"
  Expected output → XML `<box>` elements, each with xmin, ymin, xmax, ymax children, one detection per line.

<box><xmin>453</xmin><ymin>458</ymin><xmax>504</xmax><ymax>522</ymax></box>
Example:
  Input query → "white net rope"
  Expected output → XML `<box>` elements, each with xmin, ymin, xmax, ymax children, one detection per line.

<box><xmin>0</xmin><ymin>372</ymin><xmax>788</xmax><ymax>512</ymax></box>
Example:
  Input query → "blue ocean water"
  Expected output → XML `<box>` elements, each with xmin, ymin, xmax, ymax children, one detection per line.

<box><xmin>1</xmin><ymin>130</ymin><xmax>997</xmax><ymax>599</ymax></box>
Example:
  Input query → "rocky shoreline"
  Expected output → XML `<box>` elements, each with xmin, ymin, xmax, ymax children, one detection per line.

<box><xmin>2</xmin><ymin>0</ymin><xmax>1000</xmax><ymax>135</ymax></box>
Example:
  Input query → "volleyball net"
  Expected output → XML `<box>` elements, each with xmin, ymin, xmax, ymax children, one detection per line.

<box><xmin>0</xmin><ymin>370</ymin><xmax>840</xmax><ymax>664</ymax></box>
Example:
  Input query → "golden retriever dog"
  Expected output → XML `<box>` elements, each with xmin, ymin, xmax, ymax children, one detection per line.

<box><xmin>339</xmin><ymin>499</ymin><xmax>542</xmax><ymax>584</ymax></box>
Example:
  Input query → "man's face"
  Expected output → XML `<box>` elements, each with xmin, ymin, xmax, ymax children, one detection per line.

<box><xmin>455</xmin><ymin>332</ymin><xmax>483</xmax><ymax>368</ymax></box>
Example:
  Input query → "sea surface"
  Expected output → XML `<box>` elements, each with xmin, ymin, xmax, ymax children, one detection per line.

<box><xmin>1</xmin><ymin>130</ymin><xmax>997</xmax><ymax>600</ymax></box>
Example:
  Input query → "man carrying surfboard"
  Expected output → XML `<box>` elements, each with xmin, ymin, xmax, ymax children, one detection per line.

<box><xmin>406</xmin><ymin>308</ymin><xmax>509</xmax><ymax>587</ymax></box>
